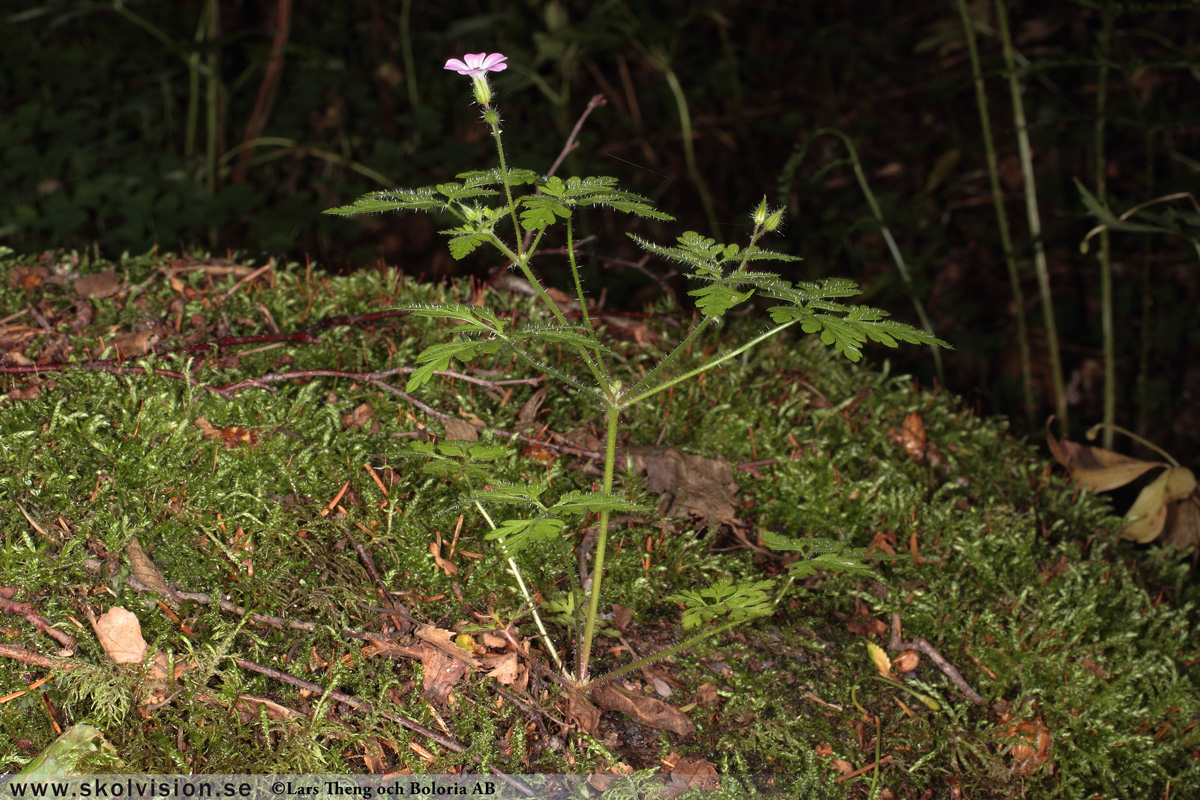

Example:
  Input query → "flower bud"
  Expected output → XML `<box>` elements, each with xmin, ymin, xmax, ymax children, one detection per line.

<box><xmin>763</xmin><ymin>208</ymin><xmax>784</xmax><ymax>232</ymax></box>
<box><xmin>753</xmin><ymin>197</ymin><xmax>769</xmax><ymax>226</ymax></box>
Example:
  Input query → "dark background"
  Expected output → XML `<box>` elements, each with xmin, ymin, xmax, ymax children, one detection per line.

<box><xmin>2</xmin><ymin>0</ymin><xmax>1199</xmax><ymax>467</ymax></box>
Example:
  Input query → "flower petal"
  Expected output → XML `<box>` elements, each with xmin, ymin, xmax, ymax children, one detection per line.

<box><xmin>444</xmin><ymin>58</ymin><xmax>472</xmax><ymax>74</ymax></box>
<box><xmin>479</xmin><ymin>53</ymin><xmax>508</xmax><ymax>72</ymax></box>
<box><xmin>462</xmin><ymin>53</ymin><xmax>488</xmax><ymax>70</ymax></box>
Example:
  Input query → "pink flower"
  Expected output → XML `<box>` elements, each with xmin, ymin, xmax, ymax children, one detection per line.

<box><xmin>443</xmin><ymin>53</ymin><xmax>508</xmax><ymax>77</ymax></box>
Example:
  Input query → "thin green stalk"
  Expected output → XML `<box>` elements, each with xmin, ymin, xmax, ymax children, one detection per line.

<box><xmin>482</xmin><ymin>230</ymin><xmax>609</xmax><ymax>393</ymax></box>
<box><xmin>565</xmin><ymin>216</ymin><xmax>609</xmax><ymax>374</ymax></box>
<box><xmin>578</xmin><ymin>403</ymin><xmax>620</xmax><ymax>682</ymax></box>
<box><xmin>996</xmin><ymin>0</ymin><xmax>1068</xmax><ymax>428</ymax></box>
<box><xmin>582</xmin><ymin>617</ymin><xmax>746</xmax><ymax>690</ymax></box>
<box><xmin>623</xmin><ymin>320</ymin><xmax>800</xmax><ymax>408</ymax></box>
<box><xmin>1094</xmin><ymin>8</ymin><xmax>1117</xmax><ymax>449</ymax></box>
<box><xmin>399</xmin><ymin>0</ymin><xmax>420</xmax><ymax>112</ymax></box>
<box><xmin>488</xmin><ymin>120</ymin><xmax>525</xmax><ymax>261</ymax></box>
<box><xmin>487</xmin><ymin>124</ymin><xmax>611</xmax><ymax>392</ymax></box>
<box><xmin>218</xmin><ymin>137</ymin><xmax>396</xmax><ymax>187</ymax></box>
<box><xmin>471</xmin><ymin>498</ymin><xmax>565</xmax><ymax>676</ymax></box>
<box><xmin>956</xmin><ymin>0</ymin><xmax>1035</xmax><ymax>430</ymax></box>
<box><xmin>1086</xmin><ymin>423</ymin><xmax>1180</xmax><ymax>467</ymax></box>
<box><xmin>185</xmin><ymin>11</ymin><xmax>204</xmax><ymax>158</ymax></box>
<box><xmin>653</xmin><ymin>52</ymin><xmax>719</xmax><ymax>238</ymax></box>
<box><xmin>624</xmin><ymin>225</ymin><xmax>768</xmax><ymax>401</ymax></box>
<box><xmin>780</xmin><ymin>128</ymin><xmax>944</xmax><ymax>384</ymax></box>
<box><xmin>1136</xmin><ymin>134</ymin><xmax>1155</xmax><ymax>439</ymax></box>
<box><xmin>623</xmin><ymin>315</ymin><xmax>715</xmax><ymax>401</ymax></box>
<box><xmin>205</xmin><ymin>0</ymin><xmax>220</xmax><ymax>247</ymax></box>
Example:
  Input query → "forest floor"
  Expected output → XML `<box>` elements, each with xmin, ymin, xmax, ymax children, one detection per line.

<box><xmin>1</xmin><ymin>250</ymin><xmax>1197</xmax><ymax>798</ymax></box>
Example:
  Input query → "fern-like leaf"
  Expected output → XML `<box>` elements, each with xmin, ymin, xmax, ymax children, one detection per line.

<box><xmin>667</xmin><ymin>578</ymin><xmax>776</xmax><ymax>629</ymax></box>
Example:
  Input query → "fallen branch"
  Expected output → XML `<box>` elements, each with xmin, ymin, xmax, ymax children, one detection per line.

<box><xmin>230</xmin><ymin>657</ymin><xmax>535</xmax><ymax>796</ymax></box>
<box><xmin>0</xmin><ymin>597</ymin><xmax>78</xmax><ymax>653</ymax></box>
<box><xmin>889</xmin><ymin>612</ymin><xmax>985</xmax><ymax>706</ymax></box>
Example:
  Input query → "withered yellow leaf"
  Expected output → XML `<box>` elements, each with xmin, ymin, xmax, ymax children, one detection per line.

<box><xmin>1046</xmin><ymin>418</ymin><xmax>1165</xmax><ymax>492</ymax></box>
<box><xmin>1121</xmin><ymin>467</ymin><xmax>1197</xmax><ymax>543</ymax></box>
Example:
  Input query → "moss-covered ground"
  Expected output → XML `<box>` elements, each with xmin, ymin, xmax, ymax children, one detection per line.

<box><xmin>1</xmin><ymin>250</ymin><xmax>1197</xmax><ymax>798</ymax></box>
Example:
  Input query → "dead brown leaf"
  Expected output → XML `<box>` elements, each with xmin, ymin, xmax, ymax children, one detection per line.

<box><xmin>419</xmin><ymin>645</ymin><xmax>468</xmax><ymax>704</ymax></box>
<box><xmin>1165</xmin><ymin>497</ymin><xmax>1200</xmax><ymax>549</ymax></box>
<box><xmin>847</xmin><ymin>616</ymin><xmax>888</xmax><ymax>638</ymax></box>
<box><xmin>105</xmin><ymin>330</ymin><xmax>158</xmax><ymax>357</ymax></box>
<box><xmin>480</xmin><ymin>632</ymin><xmax>507</xmax><ymax>650</ymax></box>
<box><xmin>889</xmin><ymin>412</ymin><xmax>927</xmax><ymax>461</ymax></box>
<box><xmin>623</xmin><ymin>446</ymin><xmax>739</xmax><ymax>525</ymax></box>
<box><xmin>237</xmin><ymin>694</ymin><xmax>302</xmax><ymax>720</ymax></box>
<box><xmin>568</xmin><ymin>686</ymin><xmax>601</xmax><ymax>733</ymax></box>
<box><xmin>516</xmin><ymin>387</ymin><xmax>547</xmax><ymax>428</ymax></box>
<box><xmin>74</xmin><ymin>267</ymin><xmax>121</xmax><ymax>299</ymax></box>
<box><xmin>1122</xmin><ymin>466</ymin><xmax>1197</xmax><ymax>543</ymax></box>
<box><xmin>893</xmin><ymin>650</ymin><xmax>920</xmax><ymax>674</ymax></box>
<box><xmin>1046</xmin><ymin>417</ymin><xmax>1164</xmax><ymax>492</ymax></box>
<box><xmin>442</xmin><ymin>418</ymin><xmax>479</xmax><ymax>441</ymax></box>
<box><xmin>590</xmin><ymin>682</ymin><xmax>696</xmax><ymax>737</ymax></box>
<box><xmin>341</xmin><ymin>402</ymin><xmax>376</xmax><ymax>431</ymax></box>
<box><xmin>126</xmin><ymin>537</ymin><xmax>179</xmax><ymax>609</ymax></box>
<box><xmin>195</xmin><ymin>417</ymin><xmax>259</xmax><ymax>449</ymax></box>
<box><xmin>92</xmin><ymin>607</ymin><xmax>147</xmax><ymax>664</ymax></box>
<box><xmin>612</xmin><ymin>604</ymin><xmax>634</xmax><ymax>633</ymax></box>
<box><xmin>693</xmin><ymin>682</ymin><xmax>719</xmax><ymax>708</ymax></box>
<box><xmin>665</xmin><ymin>755</ymin><xmax>720</xmax><ymax>796</ymax></box>
<box><xmin>359</xmin><ymin>738</ymin><xmax>387</xmax><ymax>774</ymax></box>
<box><xmin>1000</xmin><ymin>716</ymin><xmax>1053</xmax><ymax>775</ymax></box>
<box><xmin>484</xmin><ymin>651</ymin><xmax>522</xmax><ymax>686</ymax></box>
<box><xmin>8</xmin><ymin>265</ymin><xmax>48</xmax><ymax>290</ymax></box>
<box><xmin>553</xmin><ymin>427</ymin><xmax>604</xmax><ymax>453</ymax></box>
<box><xmin>1046</xmin><ymin>418</ymin><xmax>1198</xmax><ymax>548</ymax></box>
<box><xmin>414</xmin><ymin>625</ymin><xmax>480</xmax><ymax>668</ymax></box>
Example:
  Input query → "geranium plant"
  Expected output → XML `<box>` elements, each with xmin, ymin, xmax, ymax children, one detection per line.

<box><xmin>327</xmin><ymin>53</ymin><xmax>947</xmax><ymax>699</ymax></box>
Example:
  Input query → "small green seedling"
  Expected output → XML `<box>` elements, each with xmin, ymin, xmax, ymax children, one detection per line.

<box><xmin>326</xmin><ymin>52</ymin><xmax>948</xmax><ymax>693</ymax></box>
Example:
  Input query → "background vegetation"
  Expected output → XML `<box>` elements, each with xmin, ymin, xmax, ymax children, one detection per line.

<box><xmin>4</xmin><ymin>0</ymin><xmax>1199</xmax><ymax>461</ymax></box>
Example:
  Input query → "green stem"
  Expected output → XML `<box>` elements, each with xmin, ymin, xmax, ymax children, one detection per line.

<box><xmin>471</xmin><ymin>498</ymin><xmax>565</xmax><ymax>675</ymax></box>
<box><xmin>1094</xmin><ymin>8</ymin><xmax>1116</xmax><ymax>449</ymax></box>
<box><xmin>399</xmin><ymin>0</ymin><xmax>420</xmax><ymax>112</ymax></box>
<box><xmin>578</xmin><ymin>403</ymin><xmax>620</xmax><ymax>682</ymax></box>
<box><xmin>581</xmin><ymin>617</ymin><xmax>747</xmax><ymax>690</ymax></box>
<box><xmin>655</xmin><ymin>54</ymin><xmax>719</xmax><ymax>238</ymax></box>
<box><xmin>479</xmin><ymin>140</ymin><xmax>609</xmax><ymax>392</ymax></box>
<box><xmin>566</xmin><ymin>216</ymin><xmax>609</xmax><ymax>374</ymax></box>
<box><xmin>779</xmin><ymin>128</ymin><xmax>944</xmax><ymax>384</ymax></box>
<box><xmin>1086</xmin><ymin>423</ymin><xmax>1180</xmax><ymax>467</ymax></box>
<box><xmin>956</xmin><ymin>0</ymin><xmax>1034</xmax><ymax>430</ymax></box>
<box><xmin>622</xmin><ymin>320</ymin><xmax>800</xmax><ymax>408</ymax></box>
<box><xmin>186</xmin><ymin>9</ymin><xmax>205</xmax><ymax>158</ymax></box>
<box><xmin>623</xmin><ymin>315</ymin><xmax>715</xmax><ymax>401</ymax></box>
<box><xmin>996</xmin><ymin>0</ymin><xmax>1068</xmax><ymax>429</ymax></box>
<box><xmin>204</xmin><ymin>0</ymin><xmax>220</xmax><ymax>247</ymax></box>
<box><xmin>488</xmin><ymin>118</ymin><xmax>525</xmax><ymax>261</ymax></box>
<box><xmin>482</xmin><ymin>231</ymin><xmax>609</xmax><ymax>394</ymax></box>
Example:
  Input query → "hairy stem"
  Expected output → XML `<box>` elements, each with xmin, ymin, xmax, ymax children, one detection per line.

<box><xmin>578</xmin><ymin>403</ymin><xmax>620</xmax><ymax>682</ymax></box>
<box><xmin>623</xmin><ymin>320</ymin><xmax>800</xmax><ymax>408</ymax></box>
<box><xmin>582</xmin><ymin>617</ymin><xmax>748</xmax><ymax>690</ymax></box>
<box><xmin>472</xmin><ymin>498</ymin><xmax>565</xmax><ymax>675</ymax></box>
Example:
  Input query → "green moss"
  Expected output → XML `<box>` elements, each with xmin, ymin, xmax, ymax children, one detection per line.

<box><xmin>1</xmin><ymin>251</ymin><xmax>1196</xmax><ymax>796</ymax></box>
